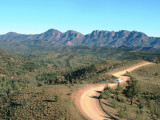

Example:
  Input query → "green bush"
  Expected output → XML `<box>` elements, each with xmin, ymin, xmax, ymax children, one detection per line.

<box><xmin>104</xmin><ymin>86</ymin><xmax>114</xmax><ymax>93</ymax></box>
<box><xmin>137</xmin><ymin>96</ymin><xmax>145</xmax><ymax>109</ymax></box>
<box><xmin>37</xmin><ymin>73</ymin><xmax>57</xmax><ymax>84</ymax></box>
<box><xmin>111</xmin><ymin>99</ymin><xmax>118</xmax><ymax>109</ymax></box>
<box><xmin>155</xmin><ymin>72</ymin><xmax>159</xmax><ymax>76</ymax></box>
<box><xmin>136</xmin><ymin>108</ymin><xmax>143</xmax><ymax>116</ymax></box>
<box><xmin>150</xmin><ymin>104</ymin><xmax>160</xmax><ymax>118</ymax></box>
<box><xmin>118</xmin><ymin>106</ymin><xmax>127</xmax><ymax>118</ymax></box>
<box><xmin>37</xmin><ymin>83</ymin><xmax>42</xmax><ymax>87</ymax></box>
<box><xmin>12</xmin><ymin>82</ymin><xmax>20</xmax><ymax>90</ymax></box>
<box><xmin>54</xmin><ymin>94</ymin><xmax>60</xmax><ymax>102</ymax></box>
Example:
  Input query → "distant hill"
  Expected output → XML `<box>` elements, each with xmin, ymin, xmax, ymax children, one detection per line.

<box><xmin>0</xmin><ymin>29</ymin><xmax>160</xmax><ymax>49</ymax></box>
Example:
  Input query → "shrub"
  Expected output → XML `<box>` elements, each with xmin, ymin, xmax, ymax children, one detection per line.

<box><xmin>104</xmin><ymin>86</ymin><xmax>114</xmax><ymax>93</ymax></box>
<box><xmin>5</xmin><ymin>87</ymin><xmax>13</xmax><ymax>96</ymax></box>
<box><xmin>115</xmin><ymin>82</ymin><xmax>122</xmax><ymax>100</ymax></box>
<box><xmin>54</xmin><ymin>94</ymin><xmax>60</xmax><ymax>102</ymax></box>
<box><xmin>12</xmin><ymin>82</ymin><xmax>20</xmax><ymax>90</ymax></box>
<box><xmin>136</xmin><ymin>108</ymin><xmax>143</xmax><ymax>116</ymax></box>
<box><xmin>118</xmin><ymin>106</ymin><xmax>127</xmax><ymax>118</ymax></box>
<box><xmin>155</xmin><ymin>72</ymin><xmax>159</xmax><ymax>76</ymax></box>
<box><xmin>111</xmin><ymin>99</ymin><xmax>118</xmax><ymax>109</ymax></box>
<box><xmin>137</xmin><ymin>96</ymin><xmax>145</xmax><ymax>109</ymax></box>
<box><xmin>37</xmin><ymin>83</ymin><xmax>42</xmax><ymax>87</ymax></box>
<box><xmin>55</xmin><ymin>76</ymin><xmax>66</xmax><ymax>84</ymax></box>
<box><xmin>150</xmin><ymin>104</ymin><xmax>160</xmax><ymax>118</ymax></box>
<box><xmin>99</xmin><ymin>91</ymin><xmax>110</xmax><ymax>99</ymax></box>
<box><xmin>57</xmin><ymin>118</ymin><xmax>65</xmax><ymax>120</ymax></box>
<box><xmin>116</xmin><ymin>97</ymin><xmax>124</xmax><ymax>102</ymax></box>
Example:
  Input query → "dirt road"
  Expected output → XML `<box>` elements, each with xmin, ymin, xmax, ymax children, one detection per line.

<box><xmin>74</xmin><ymin>61</ymin><xmax>152</xmax><ymax>120</ymax></box>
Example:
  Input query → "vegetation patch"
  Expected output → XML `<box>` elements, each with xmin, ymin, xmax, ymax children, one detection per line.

<box><xmin>100</xmin><ymin>63</ymin><xmax>160</xmax><ymax>120</ymax></box>
<box><xmin>0</xmin><ymin>85</ymin><xmax>82</xmax><ymax>120</ymax></box>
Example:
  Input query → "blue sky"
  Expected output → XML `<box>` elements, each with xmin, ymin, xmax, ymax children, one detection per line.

<box><xmin>0</xmin><ymin>0</ymin><xmax>160</xmax><ymax>37</ymax></box>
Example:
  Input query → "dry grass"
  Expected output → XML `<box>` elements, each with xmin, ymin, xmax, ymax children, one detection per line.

<box><xmin>0</xmin><ymin>60</ymin><xmax>155</xmax><ymax>120</ymax></box>
<box><xmin>130</xmin><ymin>63</ymin><xmax>160</xmax><ymax>94</ymax></box>
<box><xmin>86</xmin><ymin>60</ymin><xmax>142</xmax><ymax>83</ymax></box>
<box><xmin>100</xmin><ymin>63</ymin><xmax>160</xmax><ymax>120</ymax></box>
<box><xmin>0</xmin><ymin>85</ymin><xmax>83</xmax><ymax>120</ymax></box>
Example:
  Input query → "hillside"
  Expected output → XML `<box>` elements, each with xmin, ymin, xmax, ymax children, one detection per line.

<box><xmin>0</xmin><ymin>85</ymin><xmax>83</xmax><ymax>120</ymax></box>
<box><xmin>0</xmin><ymin>46</ymin><xmax>160</xmax><ymax>120</ymax></box>
<box><xmin>0</xmin><ymin>29</ymin><xmax>160</xmax><ymax>49</ymax></box>
<box><xmin>100</xmin><ymin>63</ymin><xmax>160</xmax><ymax>120</ymax></box>
<box><xmin>0</xmin><ymin>46</ymin><xmax>159</xmax><ymax>95</ymax></box>
<box><xmin>0</xmin><ymin>55</ymin><xmax>144</xmax><ymax>120</ymax></box>
<box><xmin>0</xmin><ymin>48</ymin><xmax>23</xmax><ymax>77</ymax></box>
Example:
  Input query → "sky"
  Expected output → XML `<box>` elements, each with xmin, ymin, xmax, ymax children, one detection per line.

<box><xmin>0</xmin><ymin>0</ymin><xmax>160</xmax><ymax>37</ymax></box>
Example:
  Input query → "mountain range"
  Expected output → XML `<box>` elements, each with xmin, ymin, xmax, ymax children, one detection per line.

<box><xmin>0</xmin><ymin>29</ymin><xmax>160</xmax><ymax>49</ymax></box>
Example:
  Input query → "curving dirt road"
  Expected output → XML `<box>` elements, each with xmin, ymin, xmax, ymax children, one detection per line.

<box><xmin>74</xmin><ymin>61</ymin><xmax>152</xmax><ymax>120</ymax></box>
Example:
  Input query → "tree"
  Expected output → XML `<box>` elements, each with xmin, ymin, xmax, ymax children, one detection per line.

<box><xmin>123</xmin><ymin>77</ymin><xmax>140</xmax><ymax>105</ymax></box>
<box><xmin>115</xmin><ymin>82</ymin><xmax>122</xmax><ymax>100</ymax></box>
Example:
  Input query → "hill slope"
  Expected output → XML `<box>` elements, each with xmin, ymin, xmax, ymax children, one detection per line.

<box><xmin>0</xmin><ymin>29</ymin><xmax>160</xmax><ymax>49</ymax></box>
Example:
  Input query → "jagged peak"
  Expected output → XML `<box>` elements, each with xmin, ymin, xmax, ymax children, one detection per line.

<box><xmin>92</xmin><ymin>30</ymin><xmax>100</xmax><ymax>33</ymax></box>
<box><xmin>130</xmin><ymin>30</ymin><xmax>148</xmax><ymax>37</ymax></box>
<box><xmin>118</xmin><ymin>30</ymin><xmax>130</xmax><ymax>33</ymax></box>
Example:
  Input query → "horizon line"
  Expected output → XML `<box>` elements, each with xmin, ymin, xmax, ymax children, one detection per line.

<box><xmin>0</xmin><ymin>28</ymin><xmax>159</xmax><ymax>38</ymax></box>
